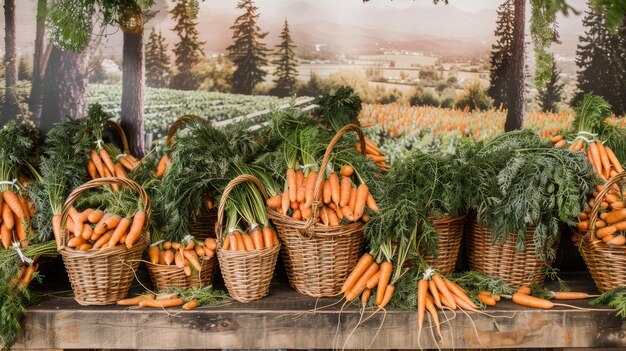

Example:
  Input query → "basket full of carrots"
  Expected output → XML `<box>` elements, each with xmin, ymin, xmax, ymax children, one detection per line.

<box><xmin>215</xmin><ymin>174</ymin><xmax>281</xmax><ymax>303</ymax></box>
<box><xmin>58</xmin><ymin>177</ymin><xmax>150</xmax><ymax>305</ymax></box>
<box><xmin>266</xmin><ymin>124</ymin><xmax>379</xmax><ymax>297</ymax></box>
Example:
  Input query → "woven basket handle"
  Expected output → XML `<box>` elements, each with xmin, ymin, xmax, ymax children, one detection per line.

<box><xmin>104</xmin><ymin>120</ymin><xmax>131</xmax><ymax>155</ymax></box>
<box><xmin>588</xmin><ymin>172</ymin><xmax>626</xmax><ymax>241</ymax></box>
<box><xmin>215</xmin><ymin>174</ymin><xmax>270</xmax><ymax>246</ymax></box>
<box><xmin>59</xmin><ymin>177</ymin><xmax>152</xmax><ymax>250</ymax></box>
<box><xmin>300</xmin><ymin>124</ymin><xmax>366</xmax><ymax>237</ymax></box>
<box><xmin>166</xmin><ymin>115</ymin><xmax>211</xmax><ymax>148</ymax></box>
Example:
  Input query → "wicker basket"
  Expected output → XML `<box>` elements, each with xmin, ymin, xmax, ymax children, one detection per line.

<box><xmin>104</xmin><ymin>120</ymin><xmax>131</xmax><ymax>155</ymax></box>
<box><xmin>146</xmin><ymin>255</ymin><xmax>218</xmax><ymax>291</ymax></box>
<box><xmin>58</xmin><ymin>177</ymin><xmax>150</xmax><ymax>305</ymax></box>
<box><xmin>424</xmin><ymin>215</ymin><xmax>465</xmax><ymax>275</ymax></box>
<box><xmin>267</xmin><ymin>124</ymin><xmax>366</xmax><ymax>297</ymax></box>
<box><xmin>215</xmin><ymin>174</ymin><xmax>280</xmax><ymax>303</ymax></box>
<box><xmin>167</xmin><ymin>115</ymin><xmax>217</xmax><ymax>240</ymax></box>
<box><xmin>465</xmin><ymin>217</ymin><xmax>554</xmax><ymax>288</ymax></box>
<box><xmin>577</xmin><ymin>173</ymin><xmax>626</xmax><ymax>293</ymax></box>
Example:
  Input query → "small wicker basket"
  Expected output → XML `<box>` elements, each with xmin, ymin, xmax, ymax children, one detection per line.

<box><xmin>267</xmin><ymin>124</ymin><xmax>366</xmax><ymax>297</ymax></box>
<box><xmin>58</xmin><ymin>177</ymin><xmax>150</xmax><ymax>305</ymax></box>
<box><xmin>576</xmin><ymin>172</ymin><xmax>626</xmax><ymax>293</ymax></box>
<box><xmin>146</xmin><ymin>255</ymin><xmax>218</xmax><ymax>291</ymax></box>
<box><xmin>424</xmin><ymin>215</ymin><xmax>465</xmax><ymax>275</ymax></box>
<box><xmin>216</xmin><ymin>174</ymin><xmax>280</xmax><ymax>303</ymax></box>
<box><xmin>465</xmin><ymin>216</ymin><xmax>554</xmax><ymax>288</ymax></box>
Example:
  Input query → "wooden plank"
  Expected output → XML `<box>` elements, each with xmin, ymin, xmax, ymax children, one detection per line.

<box><xmin>12</xmin><ymin>284</ymin><xmax>626</xmax><ymax>350</ymax></box>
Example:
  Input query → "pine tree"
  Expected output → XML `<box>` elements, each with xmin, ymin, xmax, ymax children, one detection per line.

<box><xmin>271</xmin><ymin>20</ymin><xmax>298</xmax><ymax>97</ymax></box>
<box><xmin>146</xmin><ymin>28</ymin><xmax>171</xmax><ymax>88</ymax></box>
<box><xmin>536</xmin><ymin>57</ymin><xmax>563</xmax><ymax>112</ymax></box>
<box><xmin>487</xmin><ymin>0</ymin><xmax>514</xmax><ymax>110</ymax></box>
<box><xmin>170</xmin><ymin>0</ymin><xmax>204</xmax><ymax>90</ymax></box>
<box><xmin>574</xmin><ymin>8</ymin><xmax>626</xmax><ymax>115</ymax></box>
<box><xmin>227</xmin><ymin>0</ymin><xmax>270</xmax><ymax>95</ymax></box>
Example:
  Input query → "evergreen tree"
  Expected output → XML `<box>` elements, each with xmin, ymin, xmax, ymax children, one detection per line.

<box><xmin>487</xmin><ymin>0</ymin><xmax>514</xmax><ymax>110</ymax></box>
<box><xmin>170</xmin><ymin>0</ymin><xmax>204</xmax><ymax>90</ymax></box>
<box><xmin>536</xmin><ymin>57</ymin><xmax>563</xmax><ymax>112</ymax></box>
<box><xmin>146</xmin><ymin>28</ymin><xmax>171</xmax><ymax>88</ymax></box>
<box><xmin>271</xmin><ymin>20</ymin><xmax>298</xmax><ymax>97</ymax></box>
<box><xmin>227</xmin><ymin>0</ymin><xmax>270</xmax><ymax>95</ymax></box>
<box><xmin>574</xmin><ymin>8</ymin><xmax>626</xmax><ymax>115</ymax></box>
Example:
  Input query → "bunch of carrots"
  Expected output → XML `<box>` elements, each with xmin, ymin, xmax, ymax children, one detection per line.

<box><xmin>0</xmin><ymin>186</ymin><xmax>35</xmax><ymax>250</ymax></box>
<box><xmin>147</xmin><ymin>237</ymin><xmax>216</xmax><ymax>276</ymax></box>
<box><xmin>356</xmin><ymin>136</ymin><xmax>389</xmax><ymax>171</ymax></box>
<box><xmin>341</xmin><ymin>253</ymin><xmax>395</xmax><ymax>309</ymax></box>
<box><xmin>87</xmin><ymin>144</ymin><xmax>138</xmax><ymax>184</ymax></box>
<box><xmin>266</xmin><ymin>165</ymin><xmax>378</xmax><ymax>225</ymax></box>
<box><xmin>551</xmin><ymin>134</ymin><xmax>626</xmax><ymax>246</ymax></box>
<box><xmin>62</xmin><ymin>207</ymin><xmax>146</xmax><ymax>251</ymax></box>
<box><xmin>550</xmin><ymin>134</ymin><xmax>623</xmax><ymax>181</ymax></box>
<box><xmin>221</xmin><ymin>226</ymin><xmax>279</xmax><ymax>252</ymax></box>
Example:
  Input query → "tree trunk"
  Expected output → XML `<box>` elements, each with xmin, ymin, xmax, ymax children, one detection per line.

<box><xmin>504</xmin><ymin>0</ymin><xmax>526</xmax><ymax>132</ymax></box>
<box><xmin>2</xmin><ymin>0</ymin><xmax>19</xmax><ymax>124</ymax></box>
<box><xmin>29</xmin><ymin>0</ymin><xmax>47</xmax><ymax>125</ymax></box>
<box><xmin>39</xmin><ymin>45</ymin><xmax>89</xmax><ymax>132</ymax></box>
<box><xmin>121</xmin><ymin>31</ymin><xmax>145</xmax><ymax>157</ymax></box>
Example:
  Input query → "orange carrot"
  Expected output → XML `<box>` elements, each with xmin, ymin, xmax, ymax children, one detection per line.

<box><xmin>428</xmin><ymin>280</ymin><xmax>443</xmax><ymax>309</ymax></box>
<box><xmin>614</xmin><ymin>220</ymin><xmax>626</xmax><ymax>230</ymax></box>
<box><xmin>78</xmin><ymin>243</ymin><xmax>93</xmax><ymax>251</ymax></box>
<box><xmin>266</xmin><ymin>195</ymin><xmax>282</xmax><ymax>209</ymax></box>
<box><xmin>366</xmin><ymin>193</ymin><xmax>378</xmax><ymax>212</ymax></box>
<box><xmin>93</xmin><ymin>230</ymin><xmax>113</xmax><ymax>249</ymax></box>
<box><xmin>117</xmin><ymin>293</ymin><xmax>155</xmax><ymax>306</ymax></box>
<box><xmin>81</xmin><ymin>223</ymin><xmax>93</xmax><ymax>240</ymax></box>
<box><xmin>597</xmin><ymin>142</ymin><xmax>611</xmax><ymax>176</ymax></box>
<box><xmin>226</xmin><ymin>234</ymin><xmax>236</xmax><ymax>251</ymax></box>
<box><xmin>100</xmin><ymin>148</ymin><xmax>116</xmax><ymax>175</ymax></box>
<box><xmin>164</xmin><ymin>249</ymin><xmax>175</xmax><ymax>265</ymax></box>
<box><xmin>88</xmin><ymin>209</ymin><xmax>104</xmax><ymax>224</ymax></box>
<box><xmin>2</xmin><ymin>203</ymin><xmax>14</xmax><ymax>229</ymax></box>
<box><xmin>341</xmin><ymin>165</ymin><xmax>354</xmax><ymax>177</ymax></box>
<box><xmin>114</xmin><ymin>163</ymin><xmax>128</xmax><ymax>179</ymax></box>
<box><xmin>67</xmin><ymin>235</ymin><xmax>86</xmax><ymax>248</ymax></box>
<box><xmin>1</xmin><ymin>223</ymin><xmax>11</xmax><ymax>249</ymax></box>
<box><xmin>444</xmin><ymin>279</ymin><xmax>477</xmax><ymax>308</ymax></box>
<box><xmin>348</xmin><ymin>188</ymin><xmax>358</xmax><ymax>216</ymax></box>
<box><xmin>340</xmin><ymin>176</ymin><xmax>351</xmax><ymax>207</ymax></box>
<box><xmin>155</xmin><ymin>155</ymin><xmax>170</xmax><ymax>177</ymax></box>
<box><xmin>242</xmin><ymin>234</ymin><xmax>256</xmax><ymax>251</ymax></box>
<box><xmin>234</xmin><ymin>231</ymin><xmax>245</xmax><ymax>252</ymax></box>
<box><xmin>605</xmin><ymin>146</ymin><xmax>624</xmax><ymax>173</ymax></box>
<box><xmin>597</xmin><ymin>225</ymin><xmax>617</xmax><ymax>238</ymax></box>
<box><xmin>378</xmin><ymin>284</ymin><xmax>395</xmax><ymax>309</ymax></box>
<box><xmin>281</xmin><ymin>190</ymin><xmax>290</xmax><ymax>215</ymax></box>
<box><xmin>303</xmin><ymin>171</ymin><xmax>318</xmax><ymax>209</ymax></box>
<box><xmin>52</xmin><ymin>213</ymin><xmax>62</xmax><ymax>247</ymax></box>
<box><xmin>119</xmin><ymin>156</ymin><xmax>135</xmax><ymax>171</ymax></box>
<box><xmin>19</xmin><ymin>264</ymin><xmax>38</xmax><ymax>287</ymax></box>
<box><xmin>353</xmin><ymin>184</ymin><xmax>368</xmax><ymax>219</ymax></box>
<box><xmin>552</xmin><ymin>291</ymin><xmax>593</xmax><ymax>300</ymax></box>
<box><xmin>183</xmin><ymin>249</ymin><xmax>202</xmax><ymax>271</ymax></box>
<box><xmin>345</xmin><ymin>261</ymin><xmax>379</xmax><ymax>301</ymax></box>
<box><xmin>139</xmin><ymin>298</ymin><xmax>184</xmax><ymax>308</ymax></box>
<box><xmin>327</xmin><ymin>208</ymin><xmax>339</xmax><ymax>226</ymax></box>
<box><xmin>262</xmin><ymin>227</ymin><xmax>274</xmax><ymax>248</ymax></box>
<box><xmin>296</xmin><ymin>170</ymin><xmax>306</xmax><ymax>203</ymax></box>
<box><xmin>589</xmin><ymin>142</ymin><xmax>603</xmax><ymax>176</ymax></box>
<box><xmin>361</xmin><ymin>288</ymin><xmax>372</xmax><ymax>307</ymax></box>
<box><xmin>417</xmin><ymin>279</ymin><xmax>428</xmax><ymax>331</ymax></box>
<box><xmin>478</xmin><ymin>293</ymin><xmax>497</xmax><ymax>306</ymax></box>
<box><xmin>125</xmin><ymin>211</ymin><xmax>146</xmax><ymax>249</ymax></box>
<box><xmin>366</xmin><ymin>270</ymin><xmax>381</xmax><ymax>290</ymax></box>
<box><xmin>376</xmin><ymin>261</ymin><xmax>393</xmax><ymax>305</ymax></box>
<box><xmin>287</xmin><ymin>168</ymin><xmax>297</xmax><ymax>202</ymax></box>
<box><xmin>341</xmin><ymin>205</ymin><xmax>353</xmax><ymax>222</ymax></box>
<box><xmin>606</xmin><ymin>209</ymin><xmax>626</xmax><ymax>224</ymax></box>
<box><xmin>292</xmin><ymin>208</ymin><xmax>302</xmax><ymax>220</ymax></box>
<box><xmin>554</xmin><ymin>139</ymin><xmax>567</xmax><ymax>148</ymax></box>
<box><xmin>517</xmin><ymin>286</ymin><xmax>531</xmax><ymax>294</ymax></box>
<box><xmin>251</xmin><ymin>228</ymin><xmax>264</xmax><ymax>250</ymax></box>
<box><xmin>205</xmin><ymin>238</ymin><xmax>217</xmax><ymax>251</ymax></box>
<box><xmin>329</xmin><ymin>172</ymin><xmax>340</xmax><ymax>206</ymax></box>
<box><xmin>432</xmin><ymin>274</ymin><xmax>457</xmax><ymax>310</ymax></box>
<box><xmin>342</xmin><ymin>253</ymin><xmax>374</xmax><ymax>293</ymax></box>
<box><xmin>107</xmin><ymin>217</ymin><xmax>130</xmax><ymax>248</ymax></box>
<box><xmin>174</xmin><ymin>250</ymin><xmax>185</xmax><ymax>268</ymax></box>
<box><xmin>148</xmin><ymin>246</ymin><xmax>160</xmax><ymax>264</ymax></box>
<box><xmin>320</xmin><ymin>207</ymin><xmax>329</xmax><ymax>225</ymax></box>
<box><xmin>323</xmin><ymin>180</ymin><xmax>332</xmax><ymax>204</ymax></box>
<box><xmin>183</xmin><ymin>300</ymin><xmax>199</xmax><ymax>310</ymax></box>
<box><xmin>607</xmin><ymin>234</ymin><xmax>626</xmax><ymax>246</ymax></box>
<box><xmin>512</xmin><ymin>292</ymin><xmax>553</xmax><ymax>309</ymax></box>
<box><xmin>90</xmin><ymin>150</ymin><xmax>106</xmax><ymax>180</ymax></box>
<box><xmin>424</xmin><ymin>295</ymin><xmax>442</xmax><ymax>339</ymax></box>
<box><xmin>550</xmin><ymin>135</ymin><xmax>563</xmax><ymax>143</ymax></box>
<box><xmin>87</xmin><ymin>160</ymin><xmax>98</xmax><ymax>179</ymax></box>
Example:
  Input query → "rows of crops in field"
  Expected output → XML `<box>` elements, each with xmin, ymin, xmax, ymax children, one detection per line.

<box><xmin>86</xmin><ymin>84</ymin><xmax>299</xmax><ymax>136</ymax></box>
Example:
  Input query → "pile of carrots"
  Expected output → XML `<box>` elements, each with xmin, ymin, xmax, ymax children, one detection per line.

<box><xmin>551</xmin><ymin>134</ymin><xmax>626</xmax><ymax>246</ymax></box>
<box><xmin>0</xmin><ymin>188</ymin><xmax>35</xmax><ymax>249</ymax></box>
<box><xmin>341</xmin><ymin>253</ymin><xmax>395</xmax><ymax>309</ymax></box>
<box><xmin>551</xmin><ymin>134</ymin><xmax>623</xmax><ymax>180</ymax></box>
<box><xmin>87</xmin><ymin>145</ymin><xmax>138</xmax><ymax>183</ymax></box>
<box><xmin>117</xmin><ymin>292</ymin><xmax>197</xmax><ymax>310</ymax></box>
<box><xmin>62</xmin><ymin>207</ymin><xmax>146</xmax><ymax>251</ymax></box>
<box><xmin>147</xmin><ymin>238</ymin><xmax>216</xmax><ymax>276</ymax></box>
<box><xmin>356</xmin><ymin>136</ymin><xmax>389</xmax><ymax>171</ymax></box>
<box><xmin>221</xmin><ymin>226</ymin><xmax>278</xmax><ymax>252</ymax></box>
<box><xmin>266</xmin><ymin>165</ymin><xmax>378</xmax><ymax>225</ymax></box>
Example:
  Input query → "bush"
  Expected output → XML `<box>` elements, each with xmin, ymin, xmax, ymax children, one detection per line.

<box><xmin>378</xmin><ymin>89</ymin><xmax>402</xmax><ymax>104</ymax></box>
<box><xmin>409</xmin><ymin>87</ymin><xmax>439</xmax><ymax>107</ymax></box>
<box><xmin>454</xmin><ymin>82</ymin><xmax>493</xmax><ymax>111</ymax></box>
<box><xmin>169</xmin><ymin>72</ymin><xmax>202</xmax><ymax>91</ymax></box>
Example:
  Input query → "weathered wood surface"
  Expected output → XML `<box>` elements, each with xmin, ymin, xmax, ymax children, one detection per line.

<box><xmin>13</xmin><ymin>279</ymin><xmax>626</xmax><ymax>350</ymax></box>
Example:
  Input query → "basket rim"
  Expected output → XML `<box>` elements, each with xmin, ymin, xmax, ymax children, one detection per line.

<box><xmin>267</xmin><ymin>208</ymin><xmax>364</xmax><ymax>238</ymax></box>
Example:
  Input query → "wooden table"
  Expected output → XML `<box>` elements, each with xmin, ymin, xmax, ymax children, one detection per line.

<box><xmin>13</xmin><ymin>274</ymin><xmax>626</xmax><ymax>350</ymax></box>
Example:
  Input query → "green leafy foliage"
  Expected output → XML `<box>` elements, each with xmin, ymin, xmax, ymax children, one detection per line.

<box><xmin>592</xmin><ymin>287</ymin><xmax>626</xmax><ymax>318</ymax></box>
<box><xmin>0</xmin><ymin>121</ymin><xmax>42</xmax><ymax>187</ymax></box>
<box><xmin>449</xmin><ymin>271</ymin><xmax>515</xmax><ymax>306</ymax></box>
<box><xmin>167</xmin><ymin>285</ymin><xmax>230</xmax><ymax>306</ymax></box>
<box><xmin>461</xmin><ymin>130</ymin><xmax>595</xmax><ymax>260</ymax></box>
<box><xmin>315</xmin><ymin>86</ymin><xmax>362</xmax><ymax>132</ymax></box>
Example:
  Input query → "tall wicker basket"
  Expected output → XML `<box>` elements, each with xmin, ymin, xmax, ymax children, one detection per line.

<box><xmin>576</xmin><ymin>173</ymin><xmax>626</xmax><ymax>293</ymax></box>
<box><xmin>216</xmin><ymin>174</ymin><xmax>280</xmax><ymax>303</ymax></box>
<box><xmin>166</xmin><ymin>115</ymin><xmax>218</xmax><ymax>240</ymax></box>
<box><xmin>424</xmin><ymin>215</ymin><xmax>465</xmax><ymax>275</ymax></box>
<box><xmin>465</xmin><ymin>217</ymin><xmax>555</xmax><ymax>288</ymax></box>
<box><xmin>58</xmin><ymin>177</ymin><xmax>150</xmax><ymax>305</ymax></box>
<box><xmin>267</xmin><ymin>124</ymin><xmax>366</xmax><ymax>297</ymax></box>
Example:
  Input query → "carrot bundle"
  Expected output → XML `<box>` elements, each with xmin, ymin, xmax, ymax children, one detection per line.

<box><xmin>0</xmin><ymin>187</ymin><xmax>36</xmax><ymax>250</ymax></box>
<box><xmin>221</xmin><ymin>226</ymin><xmax>279</xmax><ymax>252</ymax></box>
<box><xmin>87</xmin><ymin>144</ymin><xmax>138</xmax><ymax>183</ymax></box>
<box><xmin>266</xmin><ymin>165</ymin><xmax>379</xmax><ymax>225</ymax></box>
<box><xmin>64</xmin><ymin>207</ymin><xmax>146</xmax><ymax>251</ymax></box>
